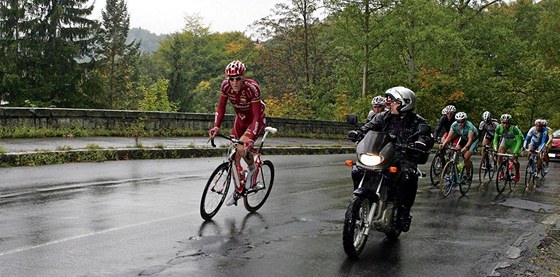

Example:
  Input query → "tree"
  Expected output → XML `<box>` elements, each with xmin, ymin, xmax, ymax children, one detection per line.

<box><xmin>94</xmin><ymin>0</ymin><xmax>140</xmax><ymax>109</ymax></box>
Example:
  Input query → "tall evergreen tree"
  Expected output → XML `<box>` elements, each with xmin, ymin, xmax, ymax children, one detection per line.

<box><xmin>95</xmin><ymin>0</ymin><xmax>140</xmax><ymax>109</ymax></box>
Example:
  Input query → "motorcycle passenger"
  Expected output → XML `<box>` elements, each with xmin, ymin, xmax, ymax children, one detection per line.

<box><xmin>493</xmin><ymin>114</ymin><xmax>523</xmax><ymax>182</ymax></box>
<box><xmin>367</xmin><ymin>96</ymin><xmax>387</xmax><ymax>121</ymax></box>
<box><xmin>440</xmin><ymin>112</ymin><xmax>479</xmax><ymax>177</ymax></box>
<box><xmin>523</xmin><ymin>119</ymin><xmax>548</xmax><ymax>171</ymax></box>
<box><xmin>208</xmin><ymin>60</ymin><xmax>267</xmax><ymax>206</ymax></box>
<box><xmin>356</xmin><ymin>86</ymin><xmax>433</xmax><ymax>232</ymax></box>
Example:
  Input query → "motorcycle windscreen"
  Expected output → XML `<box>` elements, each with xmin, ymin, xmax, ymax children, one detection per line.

<box><xmin>356</xmin><ymin>131</ymin><xmax>391</xmax><ymax>155</ymax></box>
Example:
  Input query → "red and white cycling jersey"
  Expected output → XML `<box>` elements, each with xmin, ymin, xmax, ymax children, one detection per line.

<box><xmin>214</xmin><ymin>78</ymin><xmax>266</xmax><ymax>140</ymax></box>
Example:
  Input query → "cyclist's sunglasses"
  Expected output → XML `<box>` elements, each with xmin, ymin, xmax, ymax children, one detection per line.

<box><xmin>228</xmin><ymin>76</ymin><xmax>243</xmax><ymax>82</ymax></box>
<box><xmin>457</xmin><ymin>120</ymin><xmax>465</xmax><ymax>124</ymax></box>
<box><xmin>502</xmin><ymin>121</ymin><xmax>510</xmax><ymax>125</ymax></box>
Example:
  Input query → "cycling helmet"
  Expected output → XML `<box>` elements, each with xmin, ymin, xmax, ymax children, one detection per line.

<box><xmin>371</xmin><ymin>96</ymin><xmax>387</xmax><ymax>106</ymax></box>
<box><xmin>482</xmin><ymin>111</ymin><xmax>491</xmax><ymax>122</ymax></box>
<box><xmin>224</xmin><ymin>60</ymin><xmax>246</xmax><ymax>76</ymax></box>
<box><xmin>441</xmin><ymin>108</ymin><xmax>447</xmax><ymax>115</ymax></box>
<box><xmin>445</xmin><ymin>105</ymin><xmax>456</xmax><ymax>113</ymax></box>
<box><xmin>500</xmin><ymin>114</ymin><xmax>512</xmax><ymax>123</ymax></box>
<box><xmin>534</xmin><ymin>119</ymin><xmax>544</xmax><ymax>126</ymax></box>
<box><xmin>455</xmin><ymin>112</ymin><xmax>467</xmax><ymax>121</ymax></box>
<box><xmin>542</xmin><ymin>119</ymin><xmax>548</xmax><ymax>126</ymax></box>
<box><xmin>384</xmin><ymin>86</ymin><xmax>416</xmax><ymax>112</ymax></box>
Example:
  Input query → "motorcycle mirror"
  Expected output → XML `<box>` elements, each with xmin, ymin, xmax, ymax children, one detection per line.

<box><xmin>346</xmin><ymin>114</ymin><xmax>359</xmax><ymax>126</ymax></box>
<box><xmin>418</xmin><ymin>123</ymin><xmax>431</xmax><ymax>135</ymax></box>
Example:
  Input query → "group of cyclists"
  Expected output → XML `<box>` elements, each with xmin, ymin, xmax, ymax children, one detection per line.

<box><xmin>431</xmin><ymin>104</ymin><xmax>552</xmax><ymax>185</ymax></box>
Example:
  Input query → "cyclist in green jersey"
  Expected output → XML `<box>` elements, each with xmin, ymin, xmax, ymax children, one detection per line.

<box><xmin>440</xmin><ymin>112</ymin><xmax>479</xmax><ymax>175</ymax></box>
<box><xmin>493</xmin><ymin>114</ymin><xmax>523</xmax><ymax>182</ymax></box>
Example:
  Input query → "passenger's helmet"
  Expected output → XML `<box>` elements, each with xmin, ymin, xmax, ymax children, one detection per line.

<box><xmin>500</xmin><ymin>114</ymin><xmax>512</xmax><ymax>123</ymax></box>
<box><xmin>445</xmin><ymin>105</ymin><xmax>456</xmax><ymax>113</ymax></box>
<box><xmin>455</xmin><ymin>112</ymin><xmax>467</xmax><ymax>121</ymax></box>
<box><xmin>482</xmin><ymin>111</ymin><xmax>491</xmax><ymax>122</ymax></box>
<box><xmin>384</xmin><ymin>86</ymin><xmax>416</xmax><ymax>112</ymax></box>
<box><xmin>371</xmin><ymin>96</ymin><xmax>386</xmax><ymax>106</ymax></box>
<box><xmin>224</xmin><ymin>60</ymin><xmax>246</xmax><ymax>76</ymax></box>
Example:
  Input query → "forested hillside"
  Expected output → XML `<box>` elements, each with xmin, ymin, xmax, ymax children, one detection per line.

<box><xmin>0</xmin><ymin>0</ymin><xmax>558</xmax><ymax>130</ymax></box>
<box><xmin>127</xmin><ymin>28</ymin><xmax>167</xmax><ymax>53</ymax></box>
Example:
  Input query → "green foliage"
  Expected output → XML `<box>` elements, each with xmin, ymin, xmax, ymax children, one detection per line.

<box><xmin>137</xmin><ymin>78</ymin><xmax>178</xmax><ymax>112</ymax></box>
<box><xmin>1</xmin><ymin>0</ymin><xmax>559</xmax><ymax>132</ymax></box>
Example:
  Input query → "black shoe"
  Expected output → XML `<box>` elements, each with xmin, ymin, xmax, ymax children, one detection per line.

<box><xmin>396</xmin><ymin>210</ymin><xmax>412</xmax><ymax>232</ymax></box>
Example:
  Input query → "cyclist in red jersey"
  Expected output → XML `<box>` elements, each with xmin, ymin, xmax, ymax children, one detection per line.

<box><xmin>208</xmin><ymin>60</ymin><xmax>266</xmax><ymax>195</ymax></box>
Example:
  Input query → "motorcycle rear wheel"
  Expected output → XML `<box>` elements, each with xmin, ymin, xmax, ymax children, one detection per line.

<box><xmin>343</xmin><ymin>195</ymin><xmax>370</xmax><ymax>260</ymax></box>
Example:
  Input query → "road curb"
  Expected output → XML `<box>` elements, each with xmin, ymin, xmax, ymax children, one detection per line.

<box><xmin>488</xmin><ymin>213</ymin><xmax>560</xmax><ymax>276</ymax></box>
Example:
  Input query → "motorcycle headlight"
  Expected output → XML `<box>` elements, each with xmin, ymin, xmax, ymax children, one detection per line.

<box><xmin>359</xmin><ymin>153</ymin><xmax>383</xmax><ymax>166</ymax></box>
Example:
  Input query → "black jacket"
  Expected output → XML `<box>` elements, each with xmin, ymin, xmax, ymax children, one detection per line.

<box><xmin>360</xmin><ymin>111</ymin><xmax>433</xmax><ymax>164</ymax></box>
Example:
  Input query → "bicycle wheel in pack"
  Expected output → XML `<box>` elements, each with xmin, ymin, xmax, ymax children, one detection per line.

<box><xmin>459</xmin><ymin>160</ymin><xmax>473</xmax><ymax>196</ymax></box>
<box><xmin>244</xmin><ymin>160</ymin><xmax>275</xmax><ymax>212</ymax></box>
<box><xmin>200</xmin><ymin>162</ymin><xmax>231</xmax><ymax>220</ymax></box>
<box><xmin>440</xmin><ymin>161</ymin><xmax>456</xmax><ymax>198</ymax></box>
<box><xmin>478</xmin><ymin>154</ymin><xmax>489</xmax><ymax>184</ymax></box>
<box><xmin>524</xmin><ymin>162</ymin><xmax>535</xmax><ymax>192</ymax></box>
<box><xmin>430</xmin><ymin>153</ymin><xmax>444</xmax><ymax>187</ymax></box>
<box><xmin>496</xmin><ymin>162</ymin><xmax>509</xmax><ymax>194</ymax></box>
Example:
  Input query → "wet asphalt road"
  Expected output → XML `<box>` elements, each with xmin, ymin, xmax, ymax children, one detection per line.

<box><xmin>0</xmin><ymin>154</ymin><xmax>558</xmax><ymax>276</ymax></box>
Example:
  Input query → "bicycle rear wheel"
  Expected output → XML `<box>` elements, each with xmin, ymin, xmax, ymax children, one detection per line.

<box><xmin>200</xmin><ymin>162</ymin><xmax>231</xmax><ymax>220</ymax></box>
<box><xmin>430</xmin><ymin>153</ymin><xmax>444</xmax><ymax>187</ymax></box>
<box><xmin>440</xmin><ymin>161</ymin><xmax>456</xmax><ymax>198</ymax></box>
<box><xmin>244</xmin><ymin>160</ymin><xmax>275</xmax><ymax>212</ymax></box>
<box><xmin>496</xmin><ymin>162</ymin><xmax>509</xmax><ymax>194</ymax></box>
<box><xmin>459</xmin><ymin>160</ymin><xmax>473</xmax><ymax>196</ymax></box>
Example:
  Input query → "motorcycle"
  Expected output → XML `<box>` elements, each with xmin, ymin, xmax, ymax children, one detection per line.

<box><xmin>343</xmin><ymin>114</ymin><xmax>431</xmax><ymax>259</ymax></box>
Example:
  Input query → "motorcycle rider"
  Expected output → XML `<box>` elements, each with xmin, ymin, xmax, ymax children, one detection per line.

<box><xmin>353</xmin><ymin>86</ymin><xmax>433</xmax><ymax>232</ymax></box>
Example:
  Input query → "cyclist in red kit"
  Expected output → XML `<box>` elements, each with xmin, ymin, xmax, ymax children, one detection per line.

<box><xmin>208</xmin><ymin>61</ymin><xmax>266</xmax><ymax>203</ymax></box>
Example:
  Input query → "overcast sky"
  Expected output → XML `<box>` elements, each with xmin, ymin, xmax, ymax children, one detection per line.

<box><xmin>89</xmin><ymin>0</ymin><xmax>288</xmax><ymax>35</ymax></box>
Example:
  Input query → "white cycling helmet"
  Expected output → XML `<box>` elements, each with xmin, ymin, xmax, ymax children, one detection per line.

<box><xmin>482</xmin><ymin>111</ymin><xmax>491</xmax><ymax>122</ymax></box>
<box><xmin>534</xmin><ymin>119</ymin><xmax>544</xmax><ymax>126</ymax></box>
<box><xmin>455</xmin><ymin>112</ymin><xmax>467</xmax><ymax>121</ymax></box>
<box><xmin>500</xmin><ymin>114</ymin><xmax>512</xmax><ymax>123</ymax></box>
<box><xmin>385</xmin><ymin>86</ymin><xmax>416</xmax><ymax>112</ymax></box>
<box><xmin>542</xmin><ymin>119</ymin><xmax>548</xmax><ymax>126</ymax></box>
<box><xmin>371</xmin><ymin>95</ymin><xmax>387</xmax><ymax>106</ymax></box>
<box><xmin>445</xmin><ymin>105</ymin><xmax>456</xmax><ymax>113</ymax></box>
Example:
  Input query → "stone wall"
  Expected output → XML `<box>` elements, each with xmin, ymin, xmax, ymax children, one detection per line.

<box><xmin>0</xmin><ymin>107</ymin><xmax>352</xmax><ymax>135</ymax></box>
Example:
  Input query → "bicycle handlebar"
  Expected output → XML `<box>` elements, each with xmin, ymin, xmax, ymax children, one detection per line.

<box><xmin>208</xmin><ymin>126</ymin><xmax>278</xmax><ymax>148</ymax></box>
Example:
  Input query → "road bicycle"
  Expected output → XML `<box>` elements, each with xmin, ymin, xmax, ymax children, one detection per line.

<box><xmin>495</xmin><ymin>153</ymin><xmax>518</xmax><ymax>194</ymax></box>
<box><xmin>439</xmin><ymin>146</ymin><xmax>473</xmax><ymax>197</ymax></box>
<box><xmin>478</xmin><ymin>145</ymin><xmax>497</xmax><ymax>184</ymax></box>
<box><xmin>524</xmin><ymin>148</ymin><xmax>547</xmax><ymax>191</ymax></box>
<box><xmin>200</xmin><ymin>126</ymin><xmax>277</xmax><ymax>221</ymax></box>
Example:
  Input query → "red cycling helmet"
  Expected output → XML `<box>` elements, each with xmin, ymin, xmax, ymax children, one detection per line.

<box><xmin>225</xmin><ymin>60</ymin><xmax>246</xmax><ymax>76</ymax></box>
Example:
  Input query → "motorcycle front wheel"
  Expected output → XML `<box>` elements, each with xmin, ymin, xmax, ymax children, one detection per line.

<box><xmin>343</xmin><ymin>195</ymin><xmax>371</xmax><ymax>260</ymax></box>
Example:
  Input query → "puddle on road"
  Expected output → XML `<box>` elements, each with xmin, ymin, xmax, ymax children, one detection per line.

<box><xmin>499</xmin><ymin>198</ymin><xmax>555</xmax><ymax>213</ymax></box>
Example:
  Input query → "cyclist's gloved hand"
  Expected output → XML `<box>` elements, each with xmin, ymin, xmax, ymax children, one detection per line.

<box><xmin>244</xmin><ymin>139</ymin><xmax>254</xmax><ymax>150</ymax></box>
<box><xmin>208</xmin><ymin>127</ymin><xmax>220</xmax><ymax>138</ymax></box>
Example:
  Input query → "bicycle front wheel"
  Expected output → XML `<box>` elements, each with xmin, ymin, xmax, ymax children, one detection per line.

<box><xmin>459</xmin><ymin>160</ymin><xmax>473</xmax><ymax>196</ymax></box>
<box><xmin>524</xmin><ymin>162</ymin><xmax>535</xmax><ymax>191</ymax></box>
<box><xmin>200</xmin><ymin>162</ymin><xmax>231</xmax><ymax>221</ymax></box>
<box><xmin>478</xmin><ymin>154</ymin><xmax>491</xmax><ymax>184</ymax></box>
<box><xmin>496</xmin><ymin>162</ymin><xmax>509</xmax><ymax>194</ymax></box>
<box><xmin>244</xmin><ymin>160</ymin><xmax>275</xmax><ymax>212</ymax></box>
<box><xmin>440</xmin><ymin>161</ymin><xmax>456</xmax><ymax>198</ymax></box>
